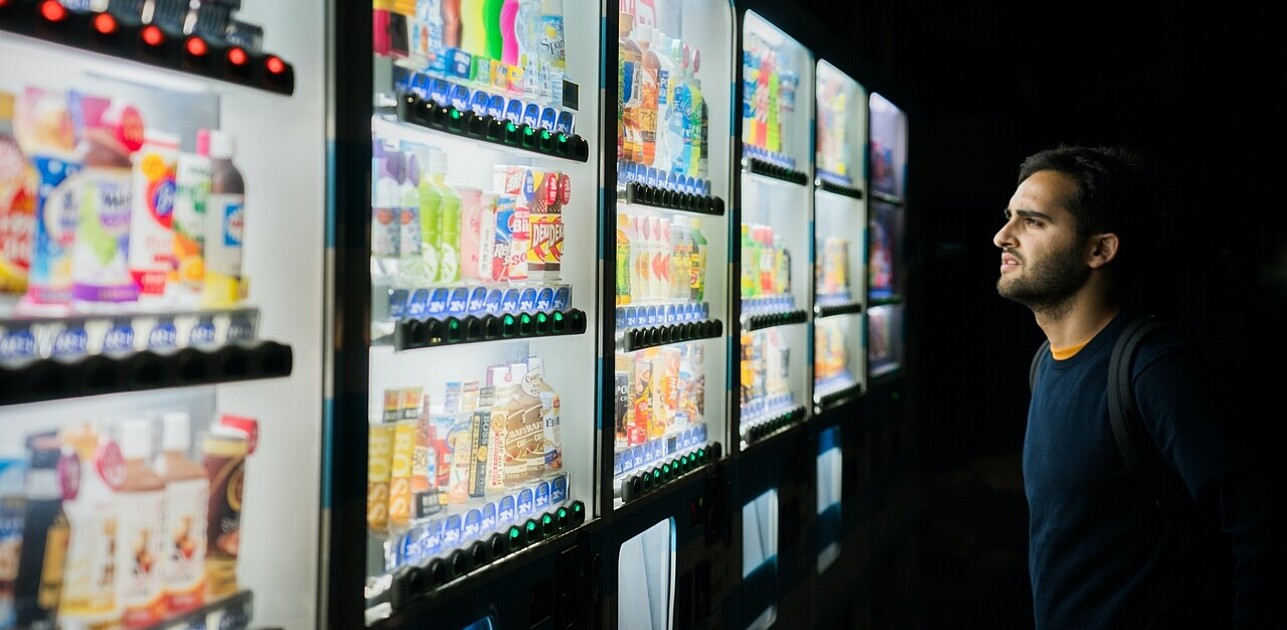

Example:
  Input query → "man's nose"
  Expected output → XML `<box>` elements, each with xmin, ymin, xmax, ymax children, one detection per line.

<box><xmin>993</xmin><ymin>221</ymin><xmax>1014</xmax><ymax>249</ymax></box>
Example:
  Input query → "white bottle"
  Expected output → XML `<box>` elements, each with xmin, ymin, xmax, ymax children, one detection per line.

<box><xmin>57</xmin><ymin>422</ymin><xmax>120</xmax><ymax>627</ymax></box>
<box><xmin>115</xmin><ymin>418</ymin><xmax>166</xmax><ymax>629</ymax></box>
<box><xmin>154</xmin><ymin>411</ymin><xmax>209</xmax><ymax>616</ymax></box>
<box><xmin>203</xmin><ymin>131</ymin><xmax>247</xmax><ymax>307</ymax></box>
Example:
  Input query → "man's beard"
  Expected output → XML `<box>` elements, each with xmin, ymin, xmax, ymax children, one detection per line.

<box><xmin>996</xmin><ymin>242</ymin><xmax>1090</xmax><ymax>315</ymax></box>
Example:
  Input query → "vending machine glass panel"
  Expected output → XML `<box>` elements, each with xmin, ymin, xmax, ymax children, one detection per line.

<box><xmin>618</xmin><ymin>517</ymin><xmax>676</xmax><ymax>630</ymax></box>
<box><xmin>612</xmin><ymin>0</ymin><xmax>733</xmax><ymax>509</ymax></box>
<box><xmin>365</xmin><ymin>0</ymin><xmax>600</xmax><ymax>618</ymax></box>
<box><xmin>815</xmin><ymin>425</ymin><xmax>842</xmax><ymax>573</ymax></box>
<box><xmin>737</xmin><ymin>11</ymin><xmax>814</xmax><ymax>449</ymax></box>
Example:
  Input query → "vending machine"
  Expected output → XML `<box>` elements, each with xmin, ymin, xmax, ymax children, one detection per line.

<box><xmin>0</xmin><ymin>1</ymin><xmax>325</xmax><ymax>629</ymax></box>
<box><xmin>865</xmin><ymin>91</ymin><xmax>907</xmax><ymax>382</ymax></box>
<box><xmin>605</xmin><ymin>0</ymin><xmax>735</xmax><ymax>628</ymax></box>
<box><xmin>729</xmin><ymin>9</ymin><xmax>816</xmax><ymax>629</ymax></box>
<box><xmin>344</xmin><ymin>0</ymin><xmax>602</xmax><ymax>626</ymax></box>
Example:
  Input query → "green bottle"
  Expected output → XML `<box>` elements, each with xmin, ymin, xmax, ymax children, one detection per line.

<box><xmin>690</xmin><ymin>218</ymin><xmax>706</xmax><ymax>302</ymax></box>
<box><xmin>483</xmin><ymin>0</ymin><xmax>505</xmax><ymax>60</ymax></box>
<box><xmin>437</xmin><ymin>178</ymin><xmax>463</xmax><ymax>284</ymax></box>
<box><xmin>417</xmin><ymin>149</ymin><xmax>444</xmax><ymax>282</ymax></box>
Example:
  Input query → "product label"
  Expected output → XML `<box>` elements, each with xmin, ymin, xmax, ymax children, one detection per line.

<box><xmin>116</xmin><ymin>489</ymin><xmax>166</xmax><ymax>628</ymax></box>
<box><xmin>29</xmin><ymin>155</ymin><xmax>81</xmax><ymax>303</ymax></box>
<box><xmin>103</xmin><ymin>322</ymin><xmax>135</xmax><ymax>353</ymax></box>
<box><xmin>161</xmin><ymin>477</ymin><xmax>207</xmax><ymax>614</ymax></box>
<box><xmin>498</xmin><ymin>496</ymin><xmax>515</xmax><ymax>523</ymax></box>
<box><xmin>147</xmin><ymin>319</ymin><xmax>177</xmax><ymax>350</ymax></box>
<box><xmin>481</xmin><ymin>503</ymin><xmax>497</xmax><ymax>532</ymax></box>
<box><xmin>1</xmin><ymin>327</ymin><xmax>38</xmax><ymax>362</ymax></box>
<box><xmin>208</xmin><ymin>194</ymin><xmax>245</xmax><ymax>276</ymax></box>
<box><xmin>517</xmin><ymin>488</ymin><xmax>534</xmax><ymax>515</ymax></box>
<box><xmin>51</xmin><ymin>326</ymin><xmax>89</xmax><ymax>357</ymax></box>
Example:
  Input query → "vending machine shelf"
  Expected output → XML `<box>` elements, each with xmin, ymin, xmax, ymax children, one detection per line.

<box><xmin>0</xmin><ymin>2</ymin><xmax>295</xmax><ymax>95</ymax></box>
<box><xmin>615</xmin><ymin>442</ymin><xmax>722</xmax><ymax>504</ymax></box>
<box><xmin>867</xmin><ymin>294</ymin><xmax>903</xmax><ymax>307</ymax></box>
<box><xmin>870</xmin><ymin>190</ymin><xmax>904</xmax><ymax>206</ymax></box>
<box><xmin>740</xmin><ymin>404</ymin><xmax>807</xmax><ymax>446</ymax></box>
<box><xmin>815</xmin><ymin>179</ymin><xmax>864</xmax><ymax>200</ymax></box>
<box><xmin>622</xmin><ymin>182</ymin><xmax>726</xmax><ymax>216</ymax></box>
<box><xmin>616</xmin><ymin>319</ymin><xmax>723</xmax><ymax>353</ymax></box>
<box><xmin>740</xmin><ymin>308</ymin><xmax>809</xmax><ymax>332</ymax></box>
<box><xmin>813</xmin><ymin>381</ymin><xmax>862</xmax><ymax>415</ymax></box>
<box><xmin>742</xmin><ymin>156</ymin><xmax>810</xmax><ymax>187</ymax></box>
<box><xmin>390</xmin><ymin>309</ymin><xmax>588</xmax><ymax>351</ymax></box>
<box><xmin>813</xmin><ymin>301</ymin><xmax>863</xmax><ymax>319</ymax></box>
<box><xmin>393</xmin><ymin>93</ymin><xmax>589</xmax><ymax>163</ymax></box>
<box><xmin>0</xmin><ymin>339</ymin><xmax>293</xmax><ymax>406</ymax></box>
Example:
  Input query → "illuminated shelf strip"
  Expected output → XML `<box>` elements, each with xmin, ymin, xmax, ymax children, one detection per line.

<box><xmin>741</xmin><ymin>309</ymin><xmax>809</xmax><ymax>332</ymax></box>
<box><xmin>814</xmin><ymin>382</ymin><xmax>863</xmax><ymax>414</ymax></box>
<box><xmin>395</xmin><ymin>92</ymin><xmax>589</xmax><ymax>162</ymax></box>
<box><xmin>616</xmin><ymin>442</ymin><xmax>723</xmax><ymax>504</ymax></box>
<box><xmin>385</xmin><ymin>500</ymin><xmax>587</xmax><ymax>612</ymax></box>
<box><xmin>0</xmin><ymin>2</ymin><xmax>294</xmax><ymax>95</ymax></box>
<box><xmin>816</xmin><ymin>179</ymin><xmax>864</xmax><ymax>200</ymax></box>
<box><xmin>870</xmin><ymin>190</ymin><xmax>905</xmax><ymax>206</ymax></box>
<box><xmin>867</xmin><ymin>295</ymin><xmax>903</xmax><ymax>308</ymax></box>
<box><xmin>392</xmin><ymin>309</ymin><xmax>587</xmax><ymax>351</ymax></box>
<box><xmin>0</xmin><ymin>340</ymin><xmax>293</xmax><ymax>406</ymax></box>
<box><xmin>741</xmin><ymin>405</ymin><xmax>808</xmax><ymax>445</ymax></box>
<box><xmin>617</xmin><ymin>319</ymin><xmax>723</xmax><ymax>353</ymax></box>
<box><xmin>743</xmin><ymin>157</ymin><xmax>810</xmax><ymax>186</ymax></box>
<box><xmin>814</xmin><ymin>301</ymin><xmax>864</xmax><ymax>319</ymax></box>
<box><xmin>622</xmin><ymin>182</ymin><xmax>726</xmax><ymax>216</ymax></box>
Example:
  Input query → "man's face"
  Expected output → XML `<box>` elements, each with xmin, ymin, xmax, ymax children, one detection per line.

<box><xmin>993</xmin><ymin>170</ymin><xmax>1091</xmax><ymax>310</ymax></box>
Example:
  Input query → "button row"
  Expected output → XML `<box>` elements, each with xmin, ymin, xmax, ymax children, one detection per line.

<box><xmin>389</xmin><ymin>501</ymin><xmax>586</xmax><ymax>611</ymax></box>
<box><xmin>816</xmin><ymin>178</ymin><xmax>865</xmax><ymax>200</ymax></box>
<box><xmin>742</xmin><ymin>405</ymin><xmax>807</xmax><ymax>445</ymax></box>
<box><xmin>0</xmin><ymin>340</ymin><xmax>293</xmax><ymax>406</ymax></box>
<box><xmin>743</xmin><ymin>157</ymin><xmax>810</xmax><ymax>187</ymax></box>
<box><xmin>622</xmin><ymin>182</ymin><xmax>726</xmax><ymax>216</ymax></box>
<box><xmin>618</xmin><ymin>443</ymin><xmax>722</xmax><ymax>504</ymax></box>
<box><xmin>814</xmin><ymin>301</ymin><xmax>864</xmax><ymax>319</ymax></box>
<box><xmin>393</xmin><ymin>309</ymin><xmax>588</xmax><ymax>351</ymax></box>
<box><xmin>619</xmin><ymin>320</ymin><xmax>723</xmax><ymax>353</ymax></box>
<box><xmin>396</xmin><ymin>93</ymin><xmax>590</xmax><ymax>162</ymax></box>
<box><xmin>814</xmin><ymin>383</ymin><xmax>863</xmax><ymax>415</ymax></box>
<box><xmin>742</xmin><ymin>309</ymin><xmax>809</xmax><ymax>332</ymax></box>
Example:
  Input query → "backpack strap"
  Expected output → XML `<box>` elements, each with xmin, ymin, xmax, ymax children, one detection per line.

<box><xmin>1108</xmin><ymin>315</ymin><xmax>1185</xmax><ymax>513</ymax></box>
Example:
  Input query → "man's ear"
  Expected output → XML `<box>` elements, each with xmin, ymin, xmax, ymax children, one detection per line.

<box><xmin>1087</xmin><ymin>233</ymin><xmax>1119</xmax><ymax>269</ymax></box>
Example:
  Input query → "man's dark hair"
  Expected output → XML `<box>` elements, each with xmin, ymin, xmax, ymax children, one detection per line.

<box><xmin>1017</xmin><ymin>145</ymin><xmax>1164</xmax><ymax>304</ymax></box>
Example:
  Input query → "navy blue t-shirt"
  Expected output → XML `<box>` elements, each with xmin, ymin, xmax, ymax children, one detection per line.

<box><xmin>1024</xmin><ymin>311</ymin><xmax>1279</xmax><ymax>629</ymax></box>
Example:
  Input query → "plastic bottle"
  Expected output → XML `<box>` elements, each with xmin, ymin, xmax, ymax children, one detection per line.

<box><xmin>72</xmin><ymin>98</ymin><xmax>139</xmax><ymax>309</ymax></box>
<box><xmin>539</xmin><ymin>0</ymin><xmax>566</xmax><ymax>102</ymax></box>
<box><xmin>527</xmin><ymin>356</ymin><xmax>562</xmax><ymax>471</ymax></box>
<box><xmin>651</xmin><ymin>34</ymin><xmax>676</xmax><ymax>170</ymax></box>
<box><xmin>172</xmin><ymin>130</ymin><xmax>213</xmax><ymax>302</ymax></box>
<box><xmin>115</xmin><ymin>418</ymin><xmax>166</xmax><ymax>629</ymax></box>
<box><xmin>615</xmin><ymin>212</ymin><xmax>631</xmax><ymax>306</ymax></box>
<box><xmin>503</xmin><ymin>361</ymin><xmax>545</xmax><ymax>484</ymax></box>
<box><xmin>437</xmin><ymin>179</ymin><xmax>463</xmax><ymax>284</ymax></box>
<box><xmin>202</xmin><ymin>423</ymin><xmax>249</xmax><ymax>599</ymax></box>
<box><xmin>442</xmin><ymin>0</ymin><xmax>462</xmax><ymax>48</ymax></box>
<box><xmin>515</xmin><ymin>0</ymin><xmax>542</xmax><ymax>96</ymax></box>
<box><xmin>499</xmin><ymin>0</ymin><xmax>520</xmax><ymax>66</ymax></box>
<box><xmin>667</xmin><ymin>41</ymin><xmax>691</xmax><ymax>175</ymax></box>
<box><xmin>371</xmin><ymin>142</ymin><xmax>401</xmax><ymax>288</ymax></box>
<box><xmin>459</xmin><ymin>0</ymin><xmax>487</xmax><ymax>57</ymax></box>
<box><xmin>619</xmin><ymin>14</ymin><xmax>642</xmax><ymax>163</ymax></box>
<box><xmin>689</xmin><ymin>217</ymin><xmax>706</xmax><ymax>302</ymax></box>
<box><xmin>397</xmin><ymin>152</ymin><xmax>430</xmax><ymax>285</ymax></box>
<box><xmin>56</xmin><ymin>423</ymin><xmax>120</xmax><ymax>627</ymax></box>
<box><xmin>636</xmin><ymin>25</ymin><xmax>660</xmax><ymax>167</ymax></box>
<box><xmin>12</xmin><ymin>435</ymin><xmax>68</xmax><ymax>629</ymax></box>
<box><xmin>687</xmin><ymin>48</ymin><xmax>705</xmax><ymax>179</ymax></box>
<box><xmin>416</xmin><ymin>148</ymin><xmax>444</xmax><ymax>282</ymax></box>
<box><xmin>0</xmin><ymin>91</ymin><xmax>35</xmax><ymax>295</ymax></box>
<box><xmin>154</xmin><ymin>412</ymin><xmax>208</xmax><ymax>616</ymax></box>
<box><xmin>127</xmin><ymin>128</ymin><xmax>179</xmax><ymax>303</ymax></box>
<box><xmin>482</xmin><ymin>0</ymin><xmax>505</xmax><ymax>60</ymax></box>
<box><xmin>202</xmin><ymin>130</ymin><xmax>246</xmax><ymax>307</ymax></box>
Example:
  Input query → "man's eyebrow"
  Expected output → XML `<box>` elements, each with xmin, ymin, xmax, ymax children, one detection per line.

<box><xmin>1004</xmin><ymin>208</ymin><xmax>1055</xmax><ymax>222</ymax></box>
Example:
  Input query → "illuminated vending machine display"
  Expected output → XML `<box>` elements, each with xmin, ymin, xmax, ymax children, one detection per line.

<box><xmin>811</xmin><ymin>61</ymin><xmax>867</xmax><ymax>415</ymax></box>
<box><xmin>363</xmin><ymin>0</ymin><xmax>596</xmax><ymax>621</ymax></box>
<box><xmin>0</xmin><ymin>1</ymin><xmax>324</xmax><ymax>629</ymax></box>
<box><xmin>866</xmin><ymin>92</ymin><xmax>906</xmax><ymax>378</ymax></box>
<box><xmin>610</xmin><ymin>0</ymin><xmax>732</xmax><ymax>510</ymax></box>
<box><xmin>736</xmin><ymin>11</ymin><xmax>813</xmax><ymax>450</ymax></box>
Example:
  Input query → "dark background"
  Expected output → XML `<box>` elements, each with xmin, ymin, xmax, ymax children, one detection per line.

<box><xmin>761</xmin><ymin>1</ymin><xmax>1285</xmax><ymax>626</ymax></box>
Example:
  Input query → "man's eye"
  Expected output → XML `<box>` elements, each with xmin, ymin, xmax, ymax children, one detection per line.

<box><xmin>1025</xmin><ymin>218</ymin><xmax>1040</xmax><ymax>227</ymax></box>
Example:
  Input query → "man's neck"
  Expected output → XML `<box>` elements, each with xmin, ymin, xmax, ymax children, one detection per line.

<box><xmin>1034</xmin><ymin>287</ymin><xmax>1121</xmax><ymax>351</ymax></box>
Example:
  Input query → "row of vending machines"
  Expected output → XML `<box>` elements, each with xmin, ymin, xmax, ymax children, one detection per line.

<box><xmin>0</xmin><ymin>0</ymin><xmax>909</xmax><ymax>628</ymax></box>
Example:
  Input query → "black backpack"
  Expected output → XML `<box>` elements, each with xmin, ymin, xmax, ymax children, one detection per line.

<box><xmin>1029</xmin><ymin>314</ymin><xmax>1184</xmax><ymax>512</ymax></box>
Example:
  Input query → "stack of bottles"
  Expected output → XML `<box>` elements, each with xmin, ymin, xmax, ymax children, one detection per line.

<box><xmin>370</xmin><ymin>137</ymin><xmax>570</xmax><ymax>294</ymax></box>
<box><xmin>739</xmin><ymin>327</ymin><xmax>792</xmax><ymax>421</ymax></box>
<box><xmin>613</xmin><ymin>212</ymin><xmax>707</xmax><ymax>312</ymax></box>
<box><xmin>816</xmin><ymin>236</ymin><xmax>850</xmax><ymax>302</ymax></box>
<box><xmin>814</xmin><ymin>319</ymin><xmax>850</xmax><ymax>388</ymax></box>
<box><xmin>0</xmin><ymin>412</ymin><xmax>259</xmax><ymax>629</ymax></box>
<box><xmin>617</xmin><ymin>3</ymin><xmax>710</xmax><ymax>195</ymax></box>
<box><xmin>367</xmin><ymin>357</ymin><xmax>567</xmax><ymax>570</ymax></box>
<box><xmin>814</xmin><ymin>75</ymin><xmax>852</xmax><ymax>187</ymax></box>
<box><xmin>0</xmin><ymin>88</ymin><xmax>249</xmax><ymax>315</ymax></box>
<box><xmin>375</xmin><ymin>0</ymin><xmax>567</xmax><ymax>106</ymax></box>
<box><xmin>741</xmin><ymin>30</ymin><xmax>798</xmax><ymax>170</ymax></box>
<box><xmin>739</xmin><ymin>223</ymin><xmax>792</xmax><ymax>309</ymax></box>
<box><xmin>612</xmin><ymin>341</ymin><xmax>706</xmax><ymax>452</ymax></box>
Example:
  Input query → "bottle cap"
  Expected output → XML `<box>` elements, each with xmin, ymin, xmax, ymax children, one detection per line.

<box><xmin>161</xmin><ymin>411</ymin><xmax>192</xmax><ymax>452</ymax></box>
<box><xmin>208</xmin><ymin>129</ymin><xmax>236</xmax><ymax>159</ymax></box>
<box><xmin>196</xmin><ymin>128</ymin><xmax>212</xmax><ymax>156</ymax></box>
<box><xmin>635</xmin><ymin>25</ymin><xmax>653</xmax><ymax>44</ymax></box>
<box><xmin>120</xmin><ymin>418</ymin><xmax>153</xmax><ymax>460</ymax></box>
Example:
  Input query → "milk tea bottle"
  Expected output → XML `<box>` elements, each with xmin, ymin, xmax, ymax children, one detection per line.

<box><xmin>115</xmin><ymin>418</ymin><xmax>166</xmax><ymax>629</ymax></box>
<box><xmin>154</xmin><ymin>412</ymin><xmax>208</xmax><ymax>615</ymax></box>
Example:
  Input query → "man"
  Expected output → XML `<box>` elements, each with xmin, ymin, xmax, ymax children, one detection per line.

<box><xmin>994</xmin><ymin>145</ymin><xmax>1281</xmax><ymax>628</ymax></box>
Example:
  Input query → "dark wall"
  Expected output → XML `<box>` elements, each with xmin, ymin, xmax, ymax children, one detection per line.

<box><xmin>792</xmin><ymin>0</ymin><xmax>1286</xmax><ymax>467</ymax></box>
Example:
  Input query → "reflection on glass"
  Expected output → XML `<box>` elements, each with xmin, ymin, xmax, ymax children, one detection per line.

<box><xmin>816</xmin><ymin>426</ymin><xmax>842</xmax><ymax>573</ymax></box>
<box><xmin>618</xmin><ymin>518</ymin><xmax>675</xmax><ymax>630</ymax></box>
